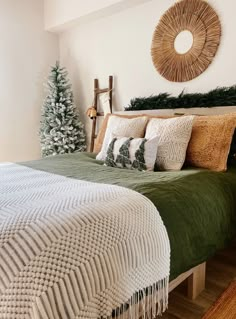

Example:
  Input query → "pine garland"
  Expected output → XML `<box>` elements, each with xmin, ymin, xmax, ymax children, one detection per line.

<box><xmin>125</xmin><ymin>85</ymin><xmax>236</xmax><ymax>111</ymax></box>
<box><xmin>40</xmin><ymin>61</ymin><xmax>86</xmax><ymax>157</ymax></box>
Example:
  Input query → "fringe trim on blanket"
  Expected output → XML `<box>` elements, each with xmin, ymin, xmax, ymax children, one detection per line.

<box><xmin>107</xmin><ymin>276</ymin><xmax>169</xmax><ymax>319</ymax></box>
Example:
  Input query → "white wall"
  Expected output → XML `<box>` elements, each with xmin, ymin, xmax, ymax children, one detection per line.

<box><xmin>0</xmin><ymin>0</ymin><xmax>58</xmax><ymax>162</ymax></box>
<box><xmin>58</xmin><ymin>0</ymin><xmax>235</xmax><ymax>145</ymax></box>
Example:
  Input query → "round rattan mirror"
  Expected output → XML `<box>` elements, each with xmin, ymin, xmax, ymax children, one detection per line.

<box><xmin>151</xmin><ymin>0</ymin><xmax>221</xmax><ymax>82</ymax></box>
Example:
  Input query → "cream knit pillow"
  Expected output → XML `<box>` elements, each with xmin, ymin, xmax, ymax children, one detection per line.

<box><xmin>145</xmin><ymin>116</ymin><xmax>195</xmax><ymax>170</ymax></box>
<box><xmin>96</xmin><ymin>116</ymin><xmax>148</xmax><ymax>161</ymax></box>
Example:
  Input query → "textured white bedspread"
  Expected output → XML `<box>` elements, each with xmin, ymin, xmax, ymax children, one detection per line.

<box><xmin>0</xmin><ymin>163</ymin><xmax>170</xmax><ymax>319</ymax></box>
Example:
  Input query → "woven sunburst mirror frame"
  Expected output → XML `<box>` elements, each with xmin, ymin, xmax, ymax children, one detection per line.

<box><xmin>151</xmin><ymin>0</ymin><xmax>221</xmax><ymax>82</ymax></box>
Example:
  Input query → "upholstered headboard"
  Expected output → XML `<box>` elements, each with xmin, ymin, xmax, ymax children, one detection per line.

<box><xmin>116</xmin><ymin>106</ymin><xmax>236</xmax><ymax>116</ymax></box>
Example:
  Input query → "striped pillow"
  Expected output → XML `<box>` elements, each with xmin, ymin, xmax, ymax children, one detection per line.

<box><xmin>104</xmin><ymin>136</ymin><xmax>159</xmax><ymax>171</ymax></box>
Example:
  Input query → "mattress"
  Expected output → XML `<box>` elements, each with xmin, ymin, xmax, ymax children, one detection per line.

<box><xmin>23</xmin><ymin>152</ymin><xmax>236</xmax><ymax>280</ymax></box>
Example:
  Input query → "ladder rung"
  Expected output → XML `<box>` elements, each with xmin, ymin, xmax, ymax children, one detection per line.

<box><xmin>94</xmin><ymin>88</ymin><xmax>109</xmax><ymax>94</ymax></box>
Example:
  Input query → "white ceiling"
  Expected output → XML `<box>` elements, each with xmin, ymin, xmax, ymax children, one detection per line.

<box><xmin>44</xmin><ymin>0</ymin><xmax>153</xmax><ymax>32</ymax></box>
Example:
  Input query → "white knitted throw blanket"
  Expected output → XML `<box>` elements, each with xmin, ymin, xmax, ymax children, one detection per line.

<box><xmin>0</xmin><ymin>163</ymin><xmax>170</xmax><ymax>319</ymax></box>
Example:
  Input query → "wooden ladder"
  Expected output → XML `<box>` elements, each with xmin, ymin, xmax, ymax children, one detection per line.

<box><xmin>90</xmin><ymin>76</ymin><xmax>113</xmax><ymax>152</ymax></box>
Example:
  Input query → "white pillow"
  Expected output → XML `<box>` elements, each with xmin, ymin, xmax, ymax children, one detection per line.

<box><xmin>104</xmin><ymin>135</ymin><xmax>159</xmax><ymax>171</ymax></box>
<box><xmin>145</xmin><ymin>116</ymin><xmax>195</xmax><ymax>170</ymax></box>
<box><xmin>96</xmin><ymin>116</ymin><xmax>148</xmax><ymax>161</ymax></box>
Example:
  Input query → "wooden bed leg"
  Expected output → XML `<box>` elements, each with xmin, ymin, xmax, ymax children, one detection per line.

<box><xmin>187</xmin><ymin>262</ymin><xmax>206</xmax><ymax>300</ymax></box>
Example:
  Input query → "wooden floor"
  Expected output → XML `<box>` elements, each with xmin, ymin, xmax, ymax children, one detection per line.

<box><xmin>162</xmin><ymin>242</ymin><xmax>236</xmax><ymax>319</ymax></box>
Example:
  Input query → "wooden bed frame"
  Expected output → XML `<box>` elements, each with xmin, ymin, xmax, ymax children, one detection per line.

<box><xmin>169</xmin><ymin>262</ymin><xmax>206</xmax><ymax>299</ymax></box>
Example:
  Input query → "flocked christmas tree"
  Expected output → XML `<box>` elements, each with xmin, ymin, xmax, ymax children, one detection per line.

<box><xmin>40</xmin><ymin>61</ymin><xmax>86</xmax><ymax>157</ymax></box>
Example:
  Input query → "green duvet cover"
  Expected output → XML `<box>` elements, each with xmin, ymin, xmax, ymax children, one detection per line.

<box><xmin>22</xmin><ymin>152</ymin><xmax>236</xmax><ymax>280</ymax></box>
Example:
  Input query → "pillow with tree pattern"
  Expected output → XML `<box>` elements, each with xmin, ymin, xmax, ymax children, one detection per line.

<box><xmin>104</xmin><ymin>135</ymin><xmax>159</xmax><ymax>171</ymax></box>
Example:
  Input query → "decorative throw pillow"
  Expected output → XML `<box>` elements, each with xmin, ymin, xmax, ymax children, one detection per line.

<box><xmin>145</xmin><ymin>116</ymin><xmax>195</xmax><ymax>171</ymax></box>
<box><xmin>94</xmin><ymin>113</ymin><xmax>170</xmax><ymax>154</ymax></box>
<box><xmin>104</xmin><ymin>136</ymin><xmax>159</xmax><ymax>171</ymax></box>
<box><xmin>96</xmin><ymin>116</ymin><xmax>148</xmax><ymax>161</ymax></box>
<box><xmin>186</xmin><ymin>114</ymin><xmax>236</xmax><ymax>171</ymax></box>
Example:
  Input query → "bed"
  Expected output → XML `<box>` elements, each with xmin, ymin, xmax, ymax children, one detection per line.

<box><xmin>1</xmin><ymin>108</ymin><xmax>236</xmax><ymax>319</ymax></box>
<box><xmin>23</xmin><ymin>152</ymin><xmax>236</xmax><ymax>281</ymax></box>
